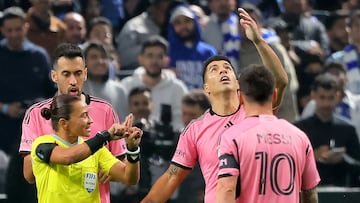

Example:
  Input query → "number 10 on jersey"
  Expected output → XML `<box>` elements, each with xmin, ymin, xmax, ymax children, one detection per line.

<box><xmin>255</xmin><ymin>151</ymin><xmax>296</xmax><ymax>195</ymax></box>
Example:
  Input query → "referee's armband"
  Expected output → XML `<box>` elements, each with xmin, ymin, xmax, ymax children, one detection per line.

<box><xmin>35</xmin><ymin>143</ymin><xmax>58</xmax><ymax>163</ymax></box>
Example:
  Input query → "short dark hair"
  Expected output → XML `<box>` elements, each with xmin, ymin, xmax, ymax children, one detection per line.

<box><xmin>141</xmin><ymin>35</ymin><xmax>169</xmax><ymax>54</ymax></box>
<box><xmin>239</xmin><ymin>64</ymin><xmax>275</xmax><ymax>104</ymax></box>
<box><xmin>128</xmin><ymin>86</ymin><xmax>152</xmax><ymax>102</ymax></box>
<box><xmin>84</xmin><ymin>43</ymin><xmax>109</xmax><ymax>60</ymax></box>
<box><xmin>202</xmin><ymin>55</ymin><xmax>234</xmax><ymax>82</ymax></box>
<box><xmin>182</xmin><ymin>90</ymin><xmax>211</xmax><ymax>112</ymax></box>
<box><xmin>41</xmin><ymin>95</ymin><xmax>81</xmax><ymax>131</ymax></box>
<box><xmin>311</xmin><ymin>73</ymin><xmax>339</xmax><ymax>92</ymax></box>
<box><xmin>88</xmin><ymin>16</ymin><xmax>112</xmax><ymax>33</ymax></box>
<box><xmin>1</xmin><ymin>6</ymin><xmax>26</xmax><ymax>26</ymax></box>
<box><xmin>324</xmin><ymin>10</ymin><xmax>349</xmax><ymax>30</ymax></box>
<box><xmin>324</xmin><ymin>61</ymin><xmax>346</xmax><ymax>74</ymax></box>
<box><xmin>53</xmin><ymin>43</ymin><xmax>85</xmax><ymax>69</ymax></box>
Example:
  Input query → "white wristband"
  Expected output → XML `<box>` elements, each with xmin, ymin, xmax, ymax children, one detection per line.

<box><xmin>126</xmin><ymin>146</ymin><xmax>140</xmax><ymax>155</ymax></box>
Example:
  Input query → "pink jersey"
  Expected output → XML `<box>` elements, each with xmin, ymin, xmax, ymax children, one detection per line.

<box><xmin>218</xmin><ymin>115</ymin><xmax>320</xmax><ymax>203</ymax></box>
<box><xmin>172</xmin><ymin>105</ymin><xmax>246</xmax><ymax>203</ymax></box>
<box><xmin>20</xmin><ymin>94</ymin><xmax>127</xmax><ymax>203</ymax></box>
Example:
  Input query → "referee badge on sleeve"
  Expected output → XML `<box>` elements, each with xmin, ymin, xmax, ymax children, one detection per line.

<box><xmin>84</xmin><ymin>172</ymin><xmax>97</xmax><ymax>193</ymax></box>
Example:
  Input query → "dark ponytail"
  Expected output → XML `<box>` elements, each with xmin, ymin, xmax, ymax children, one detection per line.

<box><xmin>41</xmin><ymin>107</ymin><xmax>52</xmax><ymax>120</ymax></box>
<box><xmin>41</xmin><ymin>95</ymin><xmax>81</xmax><ymax>131</ymax></box>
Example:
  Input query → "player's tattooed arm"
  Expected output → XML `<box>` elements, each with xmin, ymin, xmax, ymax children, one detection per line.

<box><xmin>140</xmin><ymin>164</ymin><xmax>191</xmax><ymax>203</ymax></box>
<box><xmin>301</xmin><ymin>187</ymin><xmax>318</xmax><ymax>203</ymax></box>
<box><xmin>167</xmin><ymin>164</ymin><xmax>180</xmax><ymax>176</ymax></box>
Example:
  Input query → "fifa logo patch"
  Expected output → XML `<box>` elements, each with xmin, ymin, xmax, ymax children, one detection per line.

<box><xmin>84</xmin><ymin>172</ymin><xmax>97</xmax><ymax>193</ymax></box>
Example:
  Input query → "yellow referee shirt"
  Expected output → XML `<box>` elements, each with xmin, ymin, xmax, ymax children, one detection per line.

<box><xmin>31</xmin><ymin>134</ymin><xmax>119</xmax><ymax>203</ymax></box>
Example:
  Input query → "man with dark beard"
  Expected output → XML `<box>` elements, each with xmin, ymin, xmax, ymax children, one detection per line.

<box><xmin>168</xmin><ymin>4</ymin><xmax>217</xmax><ymax>90</ymax></box>
<box><xmin>120</xmin><ymin>35</ymin><xmax>188</xmax><ymax>131</ymax></box>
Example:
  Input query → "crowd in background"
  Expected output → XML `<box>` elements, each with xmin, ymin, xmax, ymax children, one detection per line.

<box><xmin>1</xmin><ymin>0</ymin><xmax>360</xmax><ymax>202</ymax></box>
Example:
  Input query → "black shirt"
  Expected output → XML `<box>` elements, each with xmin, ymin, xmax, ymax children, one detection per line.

<box><xmin>295</xmin><ymin>114</ymin><xmax>360</xmax><ymax>186</ymax></box>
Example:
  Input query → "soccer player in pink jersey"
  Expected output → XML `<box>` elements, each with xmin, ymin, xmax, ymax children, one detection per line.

<box><xmin>141</xmin><ymin>8</ymin><xmax>288</xmax><ymax>203</ymax></box>
<box><xmin>19</xmin><ymin>43</ymin><xmax>127</xmax><ymax>203</ymax></box>
<box><xmin>216</xmin><ymin>65</ymin><xmax>320</xmax><ymax>203</ymax></box>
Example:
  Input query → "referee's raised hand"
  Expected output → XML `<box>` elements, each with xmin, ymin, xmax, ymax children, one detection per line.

<box><xmin>125</xmin><ymin>126</ymin><xmax>143</xmax><ymax>151</ymax></box>
<box><xmin>108</xmin><ymin>113</ymin><xmax>134</xmax><ymax>140</ymax></box>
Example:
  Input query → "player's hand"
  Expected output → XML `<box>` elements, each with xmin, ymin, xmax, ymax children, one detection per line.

<box><xmin>238</xmin><ymin>8</ymin><xmax>262</xmax><ymax>45</ymax></box>
<box><xmin>98</xmin><ymin>170</ymin><xmax>111</xmax><ymax>184</ymax></box>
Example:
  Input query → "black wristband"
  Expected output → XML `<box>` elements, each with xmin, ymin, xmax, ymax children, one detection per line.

<box><xmin>85</xmin><ymin>131</ymin><xmax>111</xmax><ymax>154</ymax></box>
<box><xmin>97</xmin><ymin>130</ymin><xmax>112</xmax><ymax>142</ymax></box>
<box><xmin>127</xmin><ymin>154</ymin><xmax>140</xmax><ymax>163</ymax></box>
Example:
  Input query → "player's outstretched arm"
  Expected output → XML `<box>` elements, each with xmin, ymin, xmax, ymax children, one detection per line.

<box><xmin>141</xmin><ymin>164</ymin><xmax>191</xmax><ymax>203</ymax></box>
<box><xmin>238</xmin><ymin>8</ymin><xmax>288</xmax><ymax>109</ymax></box>
<box><xmin>301</xmin><ymin>187</ymin><xmax>318</xmax><ymax>203</ymax></box>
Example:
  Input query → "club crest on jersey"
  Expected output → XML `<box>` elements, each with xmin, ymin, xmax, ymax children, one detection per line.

<box><xmin>84</xmin><ymin>172</ymin><xmax>97</xmax><ymax>193</ymax></box>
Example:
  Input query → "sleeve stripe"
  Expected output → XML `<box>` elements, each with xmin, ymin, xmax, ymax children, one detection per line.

<box><xmin>170</xmin><ymin>161</ymin><xmax>192</xmax><ymax>170</ymax></box>
<box><xmin>218</xmin><ymin>173</ymin><xmax>233</xmax><ymax>179</ymax></box>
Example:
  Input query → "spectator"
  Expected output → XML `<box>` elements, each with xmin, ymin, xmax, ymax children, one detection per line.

<box><xmin>116</xmin><ymin>0</ymin><xmax>171</xmax><ymax>73</ymax></box>
<box><xmin>121</xmin><ymin>35</ymin><xmax>188</xmax><ymax>132</ymax></box>
<box><xmin>99</xmin><ymin>0</ymin><xmax>125</xmax><ymax>34</ymax></box>
<box><xmin>83</xmin><ymin>17</ymin><xmax>114</xmax><ymax>47</ymax></box>
<box><xmin>80</xmin><ymin>0</ymin><xmax>101</xmax><ymax>28</ymax></box>
<box><xmin>301</xmin><ymin>62</ymin><xmax>351</xmax><ymax>120</ymax></box>
<box><xmin>117</xmin><ymin>0</ymin><xmax>150</xmax><ymax>32</ymax></box>
<box><xmin>267</xmin><ymin>0</ymin><xmax>329</xmax><ymax>56</ymax></box>
<box><xmin>295</xmin><ymin>73</ymin><xmax>360</xmax><ymax>187</ymax></box>
<box><xmin>324</xmin><ymin>10</ymin><xmax>349</xmax><ymax>54</ymax></box>
<box><xmin>83</xmin><ymin>43</ymin><xmax>128</xmax><ymax>119</ymax></box>
<box><xmin>81</xmin><ymin>17</ymin><xmax>119</xmax><ymax>79</ymax></box>
<box><xmin>327</xmin><ymin>10</ymin><xmax>360</xmax><ymax>137</ymax></box>
<box><xmin>168</xmin><ymin>4</ymin><xmax>217</xmax><ymax>90</ymax></box>
<box><xmin>63</xmin><ymin>11</ymin><xmax>87</xmax><ymax>45</ymax></box>
<box><xmin>0</xmin><ymin>6</ymin><xmax>55</xmax><ymax>155</ymax></box>
<box><xmin>296</xmin><ymin>49</ymin><xmax>324</xmax><ymax>113</ymax></box>
<box><xmin>0</xmin><ymin>6</ymin><xmax>56</xmax><ymax>203</ymax></box>
<box><xmin>124</xmin><ymin>87</ymin><xmax>180</xmax><ymax>202</ymax></box>
<box><xmin>51</xmin><ymin>0</ymin><xmax>81</xmax><ymax>19</ymax></box>
<box><xmin>26</xmin><ymin>0</ymin><xmax>66</xmax><ymax>60</ymax></box>
<box><xmin>202</xmin><ymin>0</ymin><xmax>241</xmax><ymax>71</ymax></box>
<box><xmin>181</xmin><ymin>89</ymin><xmax>210</xmax><ymax>126</ymax></box>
